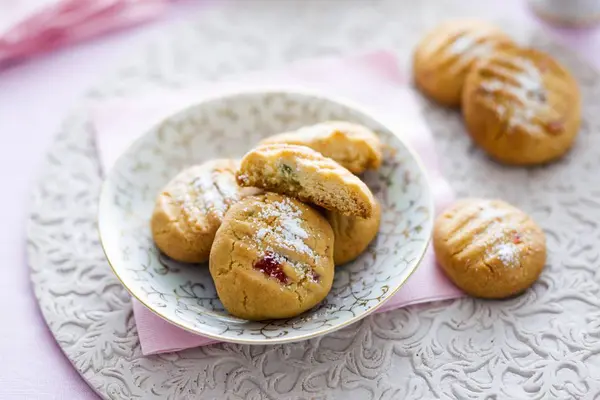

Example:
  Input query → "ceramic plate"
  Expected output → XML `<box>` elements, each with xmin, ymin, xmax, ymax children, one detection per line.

<box><xmin>98</xmin><ymin>89</ymin><xmax>433</xmax><ymax>344</ymax></box>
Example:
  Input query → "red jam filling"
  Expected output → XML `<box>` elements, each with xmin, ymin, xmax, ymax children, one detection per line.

<box><xmin>546</xmin><ymin>120</ymin><xmax>564</xmax><ymax>135</ymax></box>
<box><xmin>513</xmin><ymin>233</ymin><xmax>522</xmax><ymax>244</ymax></box>
<box><xmin>254</xmin><ymin>252</ymin><xmax>288</xmax><ymax>284</ymax></box>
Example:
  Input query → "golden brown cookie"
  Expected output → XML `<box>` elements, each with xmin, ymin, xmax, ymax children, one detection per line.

<box><xmin>259</xmin><ymin>121</ymin><xmax>383</xmax><ymax>174</ymax></box>
<box><xmin>327</xmin><ymin>198</ymin><xmax>381</xmax><ymax>265</ymax></box>
<box><xmin>433</xmin><ymin>198</ymin><xmax>546</xmax><ymax>299</ymax></box>
<box><xmin>237</xmin><ymin>144</ymin><xmax>376</xmax><ymax>218</ymax></box>
<box><xmin>413</xmin><ymin>19</ymin><xmax>513</xmax><ymax>106</ymax></box>
<box><xmin>151</xmin><ymin>159</ymin><xmax>257</xmax><ymax>263</ymax></box>
<box><xmin>462</xmin><ymin>46</ymin><xmax>581</xmax><ymax>165</ymax></box>
<box><xmin>209</xmin><ymin>193</ymin><xmax>334</xmax><ymax>320</ymax></box>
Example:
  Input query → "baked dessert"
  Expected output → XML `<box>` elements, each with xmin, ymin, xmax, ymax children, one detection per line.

<box><xmin>327</xmin><ymin>198</ymin><xmax>381</xmax><ymax>265</ymax></box>
<box><xmin>462</xmin><ymin>46</ymin><xmax>581</xmax><ymax>165</ymax></box>
<box><xmin>151</xmin><ymin>159</ymin><xmax>257</xmax><ymax>263</ymax></box>
<box><xmin>413</xmin><ymin>19</ymin><xmax>513</xmax><ymax>106</ymax></box>
<box><xmin>209</xmin><ymin>193</ymin><xmax>334</xmax><ymax>320</ymax></box>
<box><xmin>236</xmin><ymin>144</ymin><xmax>376</xmax><ymax>218</ymax></box>
<box><xmin>259</xmin><ymin>121</ymin><xmax>383</xmax><ymax>174</ymax></box>
<box><xmin>433</xmin><ymin>198</ymin><xmax>546</xmax><ymax>298</ymax></box>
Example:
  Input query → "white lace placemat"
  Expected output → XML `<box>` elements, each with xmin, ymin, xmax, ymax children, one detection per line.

<box><xmin>27</xmin><ymin>1</ymin><xmax>600</xmax><ymax>398</ymax></box>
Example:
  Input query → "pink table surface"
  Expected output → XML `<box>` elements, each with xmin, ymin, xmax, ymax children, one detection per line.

<box><xmin>1</xmin><ymin>1</ymin><xmax>598</xmax><ymax>398</ymax></box>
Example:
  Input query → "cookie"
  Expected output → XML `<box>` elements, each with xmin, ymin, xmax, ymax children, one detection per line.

<box><xmin>237</xmin><ymin>144</ymin><xmax>376</xmax><ymax>218</ymax></box>
<box><xmin>259</xmin><ymin>121</ymin><xmax>383</xmax><ymax>174</ymax></box>
<box><xmin>462</xmin><ymin>46</ymin><xmax>581</xmax><ymax>165</ymax></box>
<box><xmin>327</xmin><ymin>198</ymin><xmax>381</xmax><ymax>265</ymax></box>
<box><xmin>209</xmin><ymin>193</ymin><xmax>334</xmax><ymax>320</ymax></box>
<box><xmin>151</xmin><ymin>159</ymin><xmax>257</xmax><ymax>263</ymax></box>
<box><xmin>413</xmin><ymin>19</ymin><xmax>513</xmax><ymax>106</ymax></box>
<box><xmin>433</xmin><ymin>198</ymin><xmax>546</xmax><ymax>299</ymax></box>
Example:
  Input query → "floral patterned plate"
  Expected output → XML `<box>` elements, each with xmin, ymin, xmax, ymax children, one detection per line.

<box><xmin>98</xmin><ymin>89</ymin><xmax>433</xmax><ymax>344</ymax></box>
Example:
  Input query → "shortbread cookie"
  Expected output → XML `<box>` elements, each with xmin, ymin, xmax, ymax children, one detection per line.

<box><xmin>433</xmin><ymin>198</ymin><xmax>546</xmax><ymax>299</ymax></box>
<box><xmin>237</xmin><ymin>144</ymin><xmax>376</xmax><ymax>218</ymax></box>
<box><xmin>259</xmin><ymin>121</ymin><xmax>383</xmax><ymax>174</ymax></box>
<box><xmin>413</xmin><ymin>19</ymin><xmax>513</xmax><ymax>106</ymax></box>
<box><xmin>327</xmin><ymin>198</ymin><xmax>381</xmax><ymax>265</ymax></box>
<box><xmin>462</xmin><ymin>46</ymin><xmax>581</xmax><ymax>165</ymax></box>
<box><xmin>209</xmin><ymin>193</ymin><xmax>334</xmax><ymax>320</ymax></box>
<box><xmin>151</xmin><ymin>159</ymin><xmax>257</xmax><ymax>263</ymax></box>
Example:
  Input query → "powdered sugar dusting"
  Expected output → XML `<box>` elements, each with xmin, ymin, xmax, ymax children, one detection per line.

<box><xmin>214</xmin><ymin>172</ymin><xmax>238</xmax><ymax>199</ymax></box>
<box><xmin>481</xmin><ymin>80</ymin><xmax>505</xmax><ymax>93</ymax></box>
<box><xmin>266</xmin><ymin>249</ymin><xmax>286</xmax><ymax>264</ymax></box>
<box><xmin>253</xmin><ymin>197</ymin><xmax>319</xmax><ymax>282</ymax></box>
<box><xmin>447</xmin><ymin>35</ymin><xmax>493</xmax><ymax>70</ymax></box>
<box><xmin>262</xmin><ymin>246</ymin><xmax>313</xmax><ymax>285</ymax></box>
<box><xmin>176</xmin><ymin>167</ymin><xmax>240</xmax><ymax>222</ymax></box>
<box><xmin>190</xmin><ymin>171</ymin><xmax>228</xmax><ymax>217</ymax></box>
<box><xmin>281</xmin><ymin>217</ymin><xmax>309</xmax><ymax>239</ymax></box>
<box><xmin>479</xmin><ymin>206</ymin><xmax>508</xmax><ymax>220</ymax></box>
<box><xmin>256</xmin><ymin>228</ymin><xmax>268</xmax><ymax>240</ymax></box>
<box><xmin>449</xmin><ymin>35</ymin><xmax>475</xmax><ymax>55</ymax></box>
<box><xmin>480</xmin><ymin>57</ymin><xmax>546</xmax><ymax>133</ymax></box>
<box><xmin>488</xmin><ymin>229</ymin><xmax>505</xmax><ymax>241</ymax></box>
<box><xmin>489</xmin><ymin>242</ymin><xmax>520</xmax><ymax>268</ymax></box>
<box><xmin>514</xmin><ymin>59</ymin><xmax>544</xmax><ymax>96</ymax></box>
<box><xmin>257</xmin><ymin>198</ymin><xmax>312</xmax><ymax>254</ymax></box>
<box><xmin>469</xmin><ymin>42</ymin><xmax>493</xmax><ymax>57</ymax></box>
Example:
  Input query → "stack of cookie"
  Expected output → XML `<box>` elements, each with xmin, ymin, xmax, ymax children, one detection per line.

<box><xmin>413</xmin><ymin>19</ymin><xmax>577</xmax><ymax>298</ymax></box>
<box><xmin>151</xmin><ymin>121</ymin><xmax>383</xmax><ymax>320</ymax></box>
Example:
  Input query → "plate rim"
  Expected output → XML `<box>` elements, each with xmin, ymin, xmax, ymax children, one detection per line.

<box><xmin>97</xmin><ymin>86</ymin><xmax>435</xmax><ymax>344</ymax></box>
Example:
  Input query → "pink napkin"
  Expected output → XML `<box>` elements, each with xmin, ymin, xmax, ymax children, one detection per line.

<box><xmin>92</xmin><ymin>50</ymin><xmax>464</xmax><ymax>355</ymax></box>
<box><xmin>0</xmin><ymin>0</ymin><xmax>170</xmax><ymax>67</ymax></box>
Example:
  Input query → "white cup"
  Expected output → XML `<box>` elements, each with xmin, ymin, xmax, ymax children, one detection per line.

<box><xmin>529</xmin><ymin>0</ymin><xmax>600</xmax><ymax>27</ymax></box>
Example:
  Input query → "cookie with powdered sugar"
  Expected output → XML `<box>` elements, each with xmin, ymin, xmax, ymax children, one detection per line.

<box><xmin>209</xmin><ymin>193</ymin><xmax>334</xmax><ymax>320</ymax></box>
<box><xmin>433</xmin><ymin>198</ymin><xmax>546</xmax><ymax>299</ymax></box>
<box><xmin>151</xmin><ymin>159</ymin><xmax>258</xmax><ymax>263</ymax></box>
<box><xmin>413</xmin><ymin>19</ymin><xmax>513</xmax><ymax>106</ymax></box>
<box><xmin>462</xmin><ymin>46</ymin><xmax>581</xmax><ymax>165</ymax></box>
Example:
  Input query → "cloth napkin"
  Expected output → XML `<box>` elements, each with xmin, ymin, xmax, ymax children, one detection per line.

<box><xmin>92</xmin><ymin>50</ymin><xmax>464</xmax><ymax>355</ymax></box>
<box><xmin>0</xmin><ymin>0</ymin><xmax>169</xmax><ymax>67</ymax></box>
